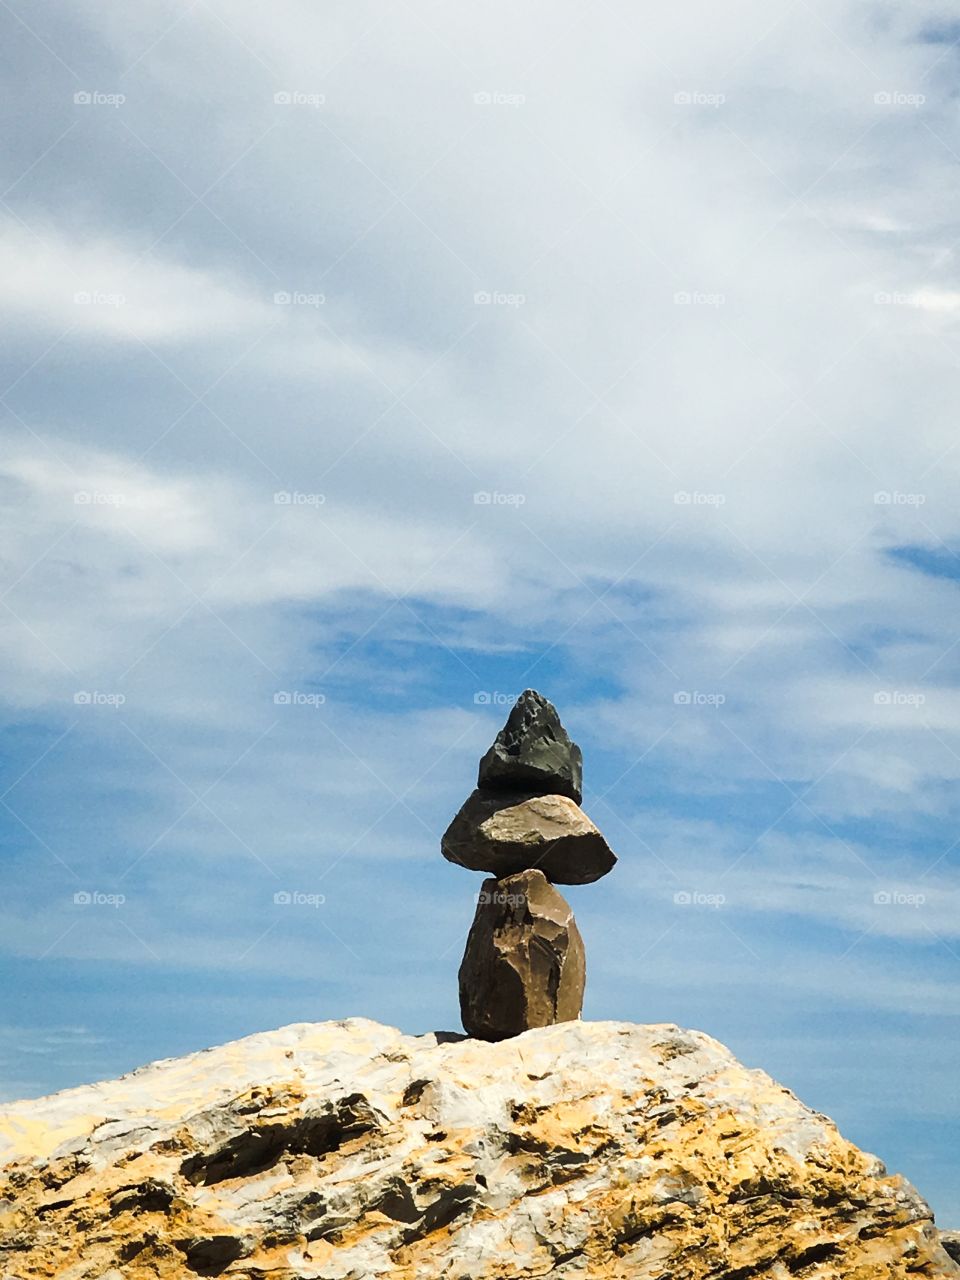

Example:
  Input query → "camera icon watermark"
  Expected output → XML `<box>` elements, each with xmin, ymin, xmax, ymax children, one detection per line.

<box><xmin>873</xmin><ymin>690</ymin><xmax>925</xmax><ymax>707</ymax></box>
<box><xmin>274</xmin><ymin>491</ymin><xmax>325</xmax><ymax>506</ymax></box>
<box><xmin>674</xmin><ymin>90</ymin><xmax>725</xmax><ymax>107</ymax></box>
<box><xmin>273</xmin><ymin>691</ymin><xmax>326</xmax><ymax>707</ymax></box>
<box><xmin>673</xmin><ymin>491</ymin><xmax>726</xmax><ymax>506</ymax></box>
<box><xmin>473</xmin><ymin>490</ymin><xmax>526</xmax><ymax>506</ymax></box>
<box><xmin>873</xmin><ymin>291</ymin><xmax>921</xmax><ymax>307</ymax></box>
<box><xmin>674</xmin><ymin>690</ymin><xmax>726</xmax><ymax>707</ymax></box>
<box><xmin>473</xmin><ymin>290</ymin><xmax>526</xmax><ymax>307</ymax></box>
<box><xmin>74</xmin><ymin>90</ymin><xmax>125</xmax><ymax>108</ymax></box>
<box><xmin>74</xmin><ymin>490</ymin><xmax>125</xmax><ymax>506</ymax></box>
<box><xmin>478</xmin><ymin>888</ymin><xmax>527</xmax><ymax>906</ymax></box>
<box><xmin>473</xmin><ymin>691</ymin><xmax>518</xmax><ymax>707</ymax></box>
<box><xmin>273</xmin><ymin>290</ymin><xmax>325</xmax><ymax>307</ymax></box>
<box><xmin>673</xmin><ymin>890</ymin><xmax>726</xmax><ymax>908</ymax></box>
<box><xmin>873</xmin><ymin>90</ymin><xmax>925</xmax><ymax>107</ymax></box>
<box><xmin>274</xmin><ymin>889</ymin><xmax>326</xmax><ymax>907</ymax></box>
<box><xmin>74</xmin><ymin>291</ymin><xmax>126</xmax><ymax>308</ymax></box>
<box><xmin>873</xmin><ymin>889</ymin><xmax>925</xmax><ymax>907</ymax></box>
<box><xmin>873</xmin><ymin>490</ymin><xmax>925</xmax><ymax>506</ymax></box>
<box><xmin>73</xmin><ymin>890</ymin><xmax>125</xmax><ymax>907</ymax></box>
<box><xmin>673</xmin><ymin>290</ymin><xmax>725</xmax><ymax>307</ymax></box>
<box><xmin>73</xmin><ymin>691</ymin><xmax>125</xmax><ymax>707</ymax></box>
<box><xmin>473</xmin><ymin>90</ymin><xmax>526</xmax><ymax>107</ymax></box>
<box><xmin>274</xmin><ymin>90</ymin><xmax>325</xmax><ymax>108</ymax></box>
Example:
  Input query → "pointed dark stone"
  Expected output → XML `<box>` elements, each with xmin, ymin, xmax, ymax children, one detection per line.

<box><xmin>477</xmin><ymin>689</ymin><xmax>583</xmax><ymax>803</ymax></box>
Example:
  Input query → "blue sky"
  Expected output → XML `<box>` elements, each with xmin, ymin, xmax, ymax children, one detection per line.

<box><xmin>2</xmin><ymin>0</ymin><xmax>960</xmax><ymax>1226</ymax></box>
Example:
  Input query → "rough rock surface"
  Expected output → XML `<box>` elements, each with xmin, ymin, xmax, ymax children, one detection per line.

<box><xmin>442</xmin><ymin>790</ymin><xmax>617</xmax><ymax>884</ymax></box>
<box><xmin>478</xmin><ymin>689</ymin><xmax>583</xmax><ymax>802</ymax></box>
<box><xmin>0</xmin><ymin>1018</ymin><xmax>955</xmax><ymax>1280</ymax></box>
<box><xmin>459</xmin><ymin>868</ymin><xmax>585</xmax><ymax>1040</ymax></box>
<box><xmin>944</xmin><ymin>1232</ymin><xmax>960</xmax><ymax>1263</ymax></box>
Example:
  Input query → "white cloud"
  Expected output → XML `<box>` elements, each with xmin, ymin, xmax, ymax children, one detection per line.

<box><xmin>0</xmin><ymin>222</ymin><xmax>269</xmax><ymax>341</ymax></box>
<box><xmin>3</xmin><ymin>10</ymin><xmax>960</xmax><ymax>1207</ymax></box>
<box><xmin>0</xmin><ymin>440</ymin><xmax>512</xmax><ymax>712</ymax></box>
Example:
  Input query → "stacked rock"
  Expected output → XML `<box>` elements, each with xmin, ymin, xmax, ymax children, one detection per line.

<box><xmin>443</xmin><ymin>690</ymin><xmax>617</xmax><ymax>1041</ymax></box>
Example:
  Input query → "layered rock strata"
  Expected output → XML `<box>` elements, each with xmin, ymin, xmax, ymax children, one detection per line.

<box><xmin>0</xmin><ymin>1017</ymin><xmax>954</xmax><ymax>1279</ymax></box>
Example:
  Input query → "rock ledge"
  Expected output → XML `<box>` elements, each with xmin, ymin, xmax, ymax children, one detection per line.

<box><xmin>0</xmin><ymin>1017</ymin><xmax>954</xmax><ymax>1279</ymax></box>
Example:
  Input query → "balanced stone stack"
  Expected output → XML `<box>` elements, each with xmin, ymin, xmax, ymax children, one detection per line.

<box><xmin>443</xmin><ymin>690</ymin><xmax>617</xmax><ymax>1041</ymax></box>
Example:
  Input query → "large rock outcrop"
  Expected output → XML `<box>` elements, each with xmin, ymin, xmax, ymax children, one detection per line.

<box><xmin>0</xmin><ymin>1017</ymin><xmax>955</xmax><ymax>1279</ymax></box>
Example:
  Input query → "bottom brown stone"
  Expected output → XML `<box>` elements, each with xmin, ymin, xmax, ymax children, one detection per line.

<box><xmin>458</xmin><ymin>867</ymin><xmax>585</xmax><ymax>1041</ymax></box>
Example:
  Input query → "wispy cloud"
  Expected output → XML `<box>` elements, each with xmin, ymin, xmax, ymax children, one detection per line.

<box><xmin>2</xmin><ymin>0</ymin><xmax>960</xmax><ymax>1222</ymax></box>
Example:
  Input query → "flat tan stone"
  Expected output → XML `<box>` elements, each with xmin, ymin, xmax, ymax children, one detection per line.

<box><xmin>441</xmin><ymin>790</ymin><xmax>617</xmax><ymax>883</ymax></box>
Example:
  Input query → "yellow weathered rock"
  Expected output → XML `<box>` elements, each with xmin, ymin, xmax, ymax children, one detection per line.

<box><xmin>0</xmin><ymin>1017</ymin><xmax>955</xmax><ymax>1278</ymax></box>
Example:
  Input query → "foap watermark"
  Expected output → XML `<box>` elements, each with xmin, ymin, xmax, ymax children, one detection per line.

<box><xmin>274</xmin><ymin>890</ymin><xmax>326</xmax><ymax>907</ymax></box>
<box><xmin>674</xmin><ymin>890</ymin><xmax>726</xmax><ymax>908</ymax></box>
<box><xmin>274</xmin><ymin>490</ymin><xmax>325</xmax><ymax>506</ymax></box>
<box><xmin>74</xmin><ymin>490</ymin><xmax>125</xmax><ymax>506</ymax></box>
<box><xmin>874</xmin><ymin>490</ymin><xmax>925</xmax><ymax>506</ymax></box>
<box><xmin>674</xmin><ymin>690</ymin><xmax>725</xmax><ymax>707</ymax></box>
<box><xmin>873</xmin><ymin>90</ymin><xmax>925</xmax><ymax>108</ymax></box>
<box><xmin>474</xmin><ymin>691</ymin><xmax>518</xmax><ymax>707</ymax></box>
<box><xmin>74</xmin><ymin>691</ymin><xmax>125</xmax><ymax>707</ymax></box>
<box><xmin>474</xmin><ymin>490</ymin><xmax>525</xmax><ymax>506</ymax></box>
<box><xmin>273</xmin><ymin>290</ymin><xmax>325</xmax><ymax>307</ymax></box>
<box><xmin>478</xmin><ymin>888</ymin><xmax>526</xmax><ymax>907</ymax></box>
<box><xmin>674</xmin><ymin>490</ymin><xmax>725</xmax><ymax>506</ymax></box>
<box><xmin>874</xmin><ymin>690</ymin><xmax>925</xmax><ymax>707</ymax></box>
<box><xmin>873</xmin><ymin>889</ymin><xmax>925</xmax><ymax>907</ymax></box>
<box><xmin>874</xmin><ymin>291</ymin><xmax>921</xmax><ymax>307</ymax></box>
<box><xmin>474</xmin><ymin>290</ymin><xmax>525</xmax><ymax>308</ymax></box>
<box><xmin>274</xmin><ymin>90</ymin><xmax>326</xmax><ymax>108</ymax></box>
<box><xmin>674</xmin><ymin>290</ymin><xmax>725</xmax><ymax>307</ymax></box>
<box><xmin>74</xmin><ymin>290</ymin><xmax>126</xmax><ymax>308</ymax></box>
<box><xmin>74</xmin><ymin>90</ymin><xmax>125</xmax><ymax>108</ymax></box>
<box><xmin>274</xmin><ymin>691</ymin><xmax>326</xmax><ymax>707</ymax></box>
<box><xmin>473</xmin><ymin>90</ymin><xmax>526</xmax><ymax>107</ymax></box>
<box><xmin>74</xmin><ymin>890</ymin><xmax>125</xmax><ymax>907</ymax></box>
<box><xmin>674</xmin><ymin>90</ymin><xmax>725</xmax><ymax>107</ymax></box>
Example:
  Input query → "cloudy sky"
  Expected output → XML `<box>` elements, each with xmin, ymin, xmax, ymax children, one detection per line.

<box><xmin>2</xmin><ymin>0</ymin><xmax>960</xmax><ymax>1223</ymax></box>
